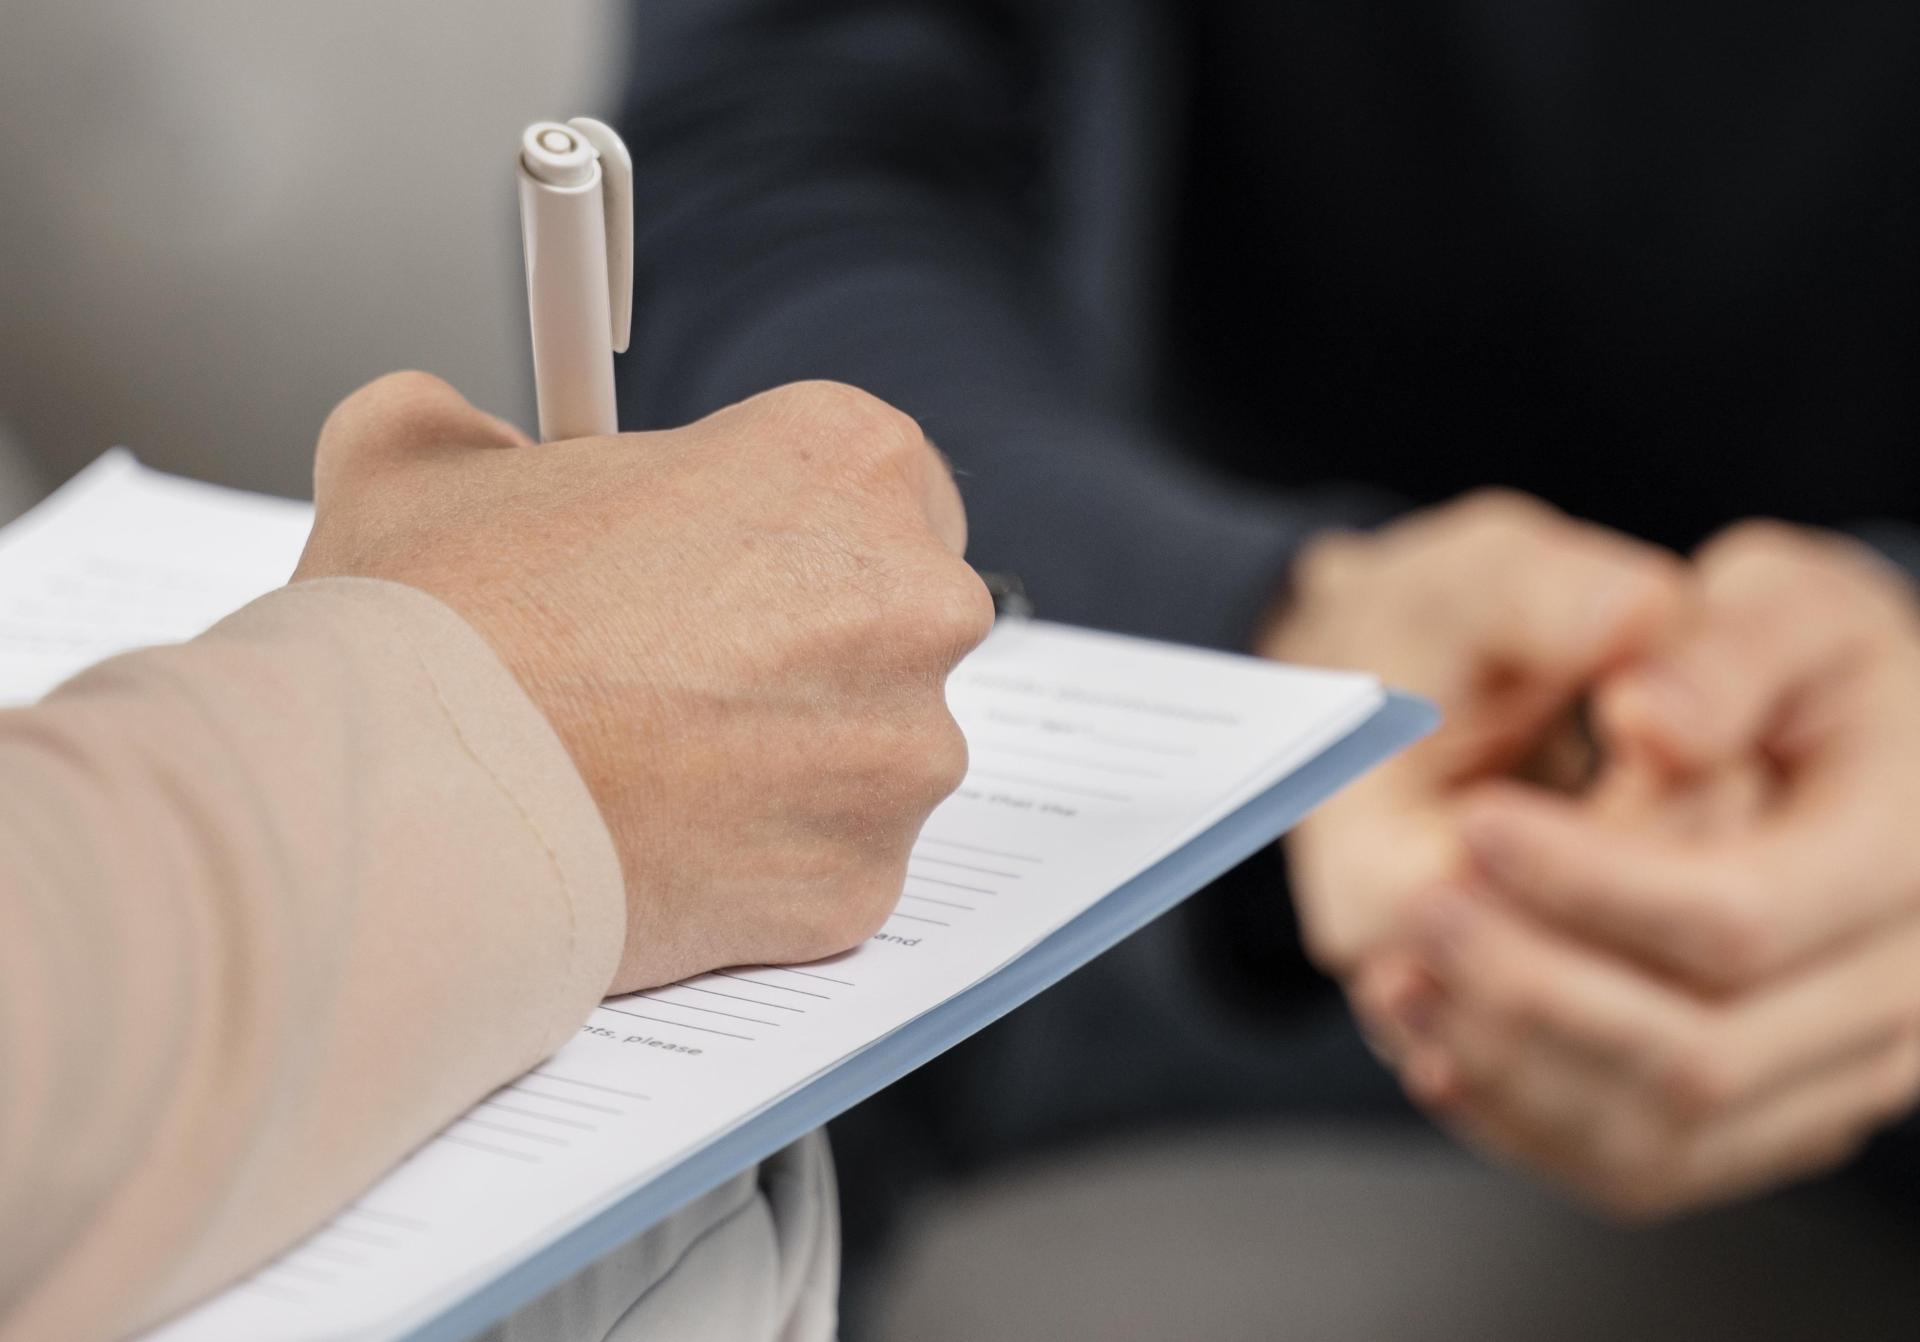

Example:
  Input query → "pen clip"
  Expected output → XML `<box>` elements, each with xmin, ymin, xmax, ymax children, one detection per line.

<box><xmin>566</xmin><ymin>117</ymin><xmax>633</xmax><ymax>356</ymax></box>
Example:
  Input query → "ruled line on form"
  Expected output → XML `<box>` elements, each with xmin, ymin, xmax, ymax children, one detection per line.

<box><xmin>915</xmin><ymin>835</ymin><xmax>1043</xmax><ymax>864</ymax></box>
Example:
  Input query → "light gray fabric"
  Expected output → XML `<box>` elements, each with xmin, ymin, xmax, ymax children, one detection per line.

<box><xmin>480</xmin><ymin>1132</ymin><xmax>839</xmax><ymax>1342</ymax></box>
<box><xmin>874</xmin><ymin>1124</ymin><xmax>1920</xmax><ymax>1342</ymax></box>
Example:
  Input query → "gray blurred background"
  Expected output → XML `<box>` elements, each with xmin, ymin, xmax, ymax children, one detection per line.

<box><xmin>0</xmin><ymin>0</ymin><xmax>615</xmax><ymax>514</ymax></box>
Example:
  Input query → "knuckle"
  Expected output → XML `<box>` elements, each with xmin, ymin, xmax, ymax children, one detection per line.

<box><xmin>893</xmin><ymin>557</ymin><xmax>995</xmax><ymax>666</ymax></box>
<box><xmin>1452</xmin><ymin>488</ymin><xmax>1553</xmax><ymax>544</ymax></box>
<box><xmin>849</xmin><ymin>701</ymin><xmax>971</xmax><ymax>822</ymax></box>
<box><xmin>785</xmin><ymin>380</ymin><xmax>922</xmax><ymax>455</ymax></box>
<box><xmin>762</xmin><ymin>837</ymin><xmax>918</xmax><ymax>963</ymax></box>
<box><xmin>339</xmin><ymin>369</ymin><xmax>450</xmax><ymax>415</ymax></box>
<box><xmin>1457</xmin><ymin>487</ymin><xmax>1545</xmax><ymax>526</ymax></box>
<box><xmin>315</xmin><ymin>370</ymin><xmax>485</xmax><ymax>487</ymax></box>
<box><xmin>914</xmin><ymin>711</ymin><xmax>972</xmax><ymax>803</ymax></box>
<box><xmin>1706</xmin><ymin>517</ymin><xmax>1804</xmax><ymax>566</ymax></box>
<box><xmin>762</xmin><ymin>377</ymin><xmax>875</xmax><ymax>417</ymax></box>
<box><xmin>803</xmin><ymin>377</ymin><xmax>890</xmax><ymax>416</ymax></box>
<box><xmin>783</xmin><ymin>919</ymin><xmax>845</xmax><ymax>966</ymax></box>
<box><xmin>735</xmin><ymin>381</ymin><xmax>928</xmax><ymax>484</ymax></box>
<box><xmin>807</xmin><ymin>868</ymin><xmax>904</xmax><ymax>959</ymax></box>
<box><xmin>369</xmin><ymin>367</ymin><xmax>456</xmax><ymax>402</ymax></box>
<box><xmin>928</xmin><ymin>564</ymin><xmax>997</xmax><ymax>659</ymax></box>
<box><xmin>844</xmin><ymin>875</ymin><xmax>903</xmax><ymax>946</ymax></box>
<box><xmin>1698</xmin><ymin>520</ymin><xmax>1869</xmax><ymax>606</ymax></box>
<box><xmin>336</xmin><ymin>370</ymin><xmax>457</xmax><ymax>436</ymax></box>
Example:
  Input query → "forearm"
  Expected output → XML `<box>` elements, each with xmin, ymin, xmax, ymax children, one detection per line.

<box><xmin>0</xmin><ymin>578</ymin><xmax>623</xmax><ymax>1340</ymax></box>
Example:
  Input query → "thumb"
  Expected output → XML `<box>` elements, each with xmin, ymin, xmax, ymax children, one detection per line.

<box><xmin>313</xmin><ymin>370</ymin><xmax>530</xmax><ymax>502</ymax></box>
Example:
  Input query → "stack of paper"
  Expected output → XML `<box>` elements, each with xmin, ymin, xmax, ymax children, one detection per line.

<box><xmin>0</xmin><ymin>453</ymin><xmax>1424</xmax><ymax>1341</ymax></box>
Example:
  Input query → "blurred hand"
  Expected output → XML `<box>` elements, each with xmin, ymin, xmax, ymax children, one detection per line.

<box><xmin>1365</xmin><ymin>521</ymin><xmax>1920</xmax><ymax>1217</ymax></box>
<box><xmin>297</xmin><ymin>373</ymin><xmax>993</xmax><ymax>992</ymax></box>
<box><xmin>1260</xmin><ymin>490</ymin><xmax>1683</xmax><ymax>971</ymax></box>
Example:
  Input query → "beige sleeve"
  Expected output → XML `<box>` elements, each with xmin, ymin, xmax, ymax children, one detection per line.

<box><xmin>0</xmin><ymin>577</ymin><xmax>625</xmax><ymax>1342</ymax></box>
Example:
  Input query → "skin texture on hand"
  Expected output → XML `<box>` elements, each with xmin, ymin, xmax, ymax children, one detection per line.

<box><xmin>1336</xmin><ymin>519</ymin><xmax>1920</xmax><ymax>1219</ymax></box>
<box><xmin>296</xmin><ymin>373</ymin><xmax>995</xmax><ymax>994</ymax></box>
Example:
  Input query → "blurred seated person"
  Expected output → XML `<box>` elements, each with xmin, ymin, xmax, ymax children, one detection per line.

<box><xmin>611</xmin><ymin>2</ymin><xmax>1920</xmax><ymax>1333</ymax></box>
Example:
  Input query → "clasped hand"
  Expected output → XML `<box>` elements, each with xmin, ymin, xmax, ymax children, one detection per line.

<box><xmin>1267</xmin><ymin>494</ymin><xmax>1920</xmax><ymax>1218</ymax></box>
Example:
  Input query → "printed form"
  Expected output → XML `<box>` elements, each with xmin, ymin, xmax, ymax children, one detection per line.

<box><xmin>0</xmin><ymin>454</ymin><xmax>1384</xmax><ymax>1341</ymax></box>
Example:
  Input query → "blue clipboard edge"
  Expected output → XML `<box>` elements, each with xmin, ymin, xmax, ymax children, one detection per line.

<box><xmin>400</xmin><ymin>691</ymin><xmax>1437</xmax><ymax>1342</ymax></box>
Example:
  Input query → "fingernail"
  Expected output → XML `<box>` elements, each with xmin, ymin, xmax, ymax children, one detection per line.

<box><xmin>1416</xmin><ymin>890</ymin><xmax>1478</xmax><ymax>967</ymax></box>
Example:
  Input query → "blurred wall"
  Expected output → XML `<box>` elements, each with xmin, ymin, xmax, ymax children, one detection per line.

<box><xmin>0</xmin><ymin>0</ymin><xmax>618</xmax><ymax>505</ymax></box>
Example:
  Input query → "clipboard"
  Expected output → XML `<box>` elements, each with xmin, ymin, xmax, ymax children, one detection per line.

<box><xmin>402</xmin><ymin>692</ymin><xmax>1436</xmax><ymax>1341</ymax></box>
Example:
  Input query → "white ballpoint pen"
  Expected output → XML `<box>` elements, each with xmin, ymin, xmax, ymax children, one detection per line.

<box><xmin>517</xmin><ymin>116</ymin><xmax>634</xmax><ymax>442</ymax></box>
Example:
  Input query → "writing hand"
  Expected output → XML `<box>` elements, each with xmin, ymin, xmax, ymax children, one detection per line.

<box><xmin>297</xmin><ymin>374</ymin><xmax>994</xmax><ymax>992</ymax></box>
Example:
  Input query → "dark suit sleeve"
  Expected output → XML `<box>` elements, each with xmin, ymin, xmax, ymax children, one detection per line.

<box><xmin>616</xmin><ymin>0</ymin><xmax>1392</xmax><ymax>653</ymax></box>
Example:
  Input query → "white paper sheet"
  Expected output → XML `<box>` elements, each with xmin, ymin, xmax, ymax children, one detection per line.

<box><xmin>0</xmin><ymin>453</ymin><xmax>1382</xmax><ymax>1341</ymax></box>
<box><xmin>0</xmin><ymin>451</ymin><xmax>310</xmax><ymax>705</ymax></box>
